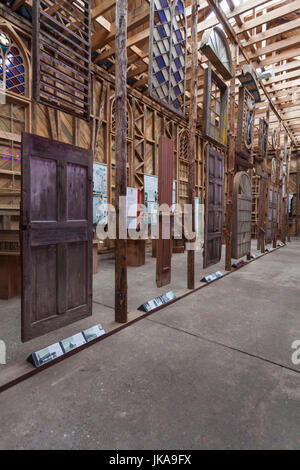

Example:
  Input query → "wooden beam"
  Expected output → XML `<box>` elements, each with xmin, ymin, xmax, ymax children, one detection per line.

<box><xmin>115</xmin><ymin>0</ymin><xmax>128</xmax><ymax>324</ymax></box>
<box><xmin>92</xmin><ymin>0</ymin><xmax>115</xmax><ymax>21</ymax></box>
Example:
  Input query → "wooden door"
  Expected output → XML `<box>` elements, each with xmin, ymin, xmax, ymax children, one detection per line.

<box><xmin>21</xmin><ymin>133</ymin><xmax>93</xmax><ymax>342</ymax></box>
<box><xmin>203</xmin><ymin>147</ymin><xmax>224</xmax><ymax>269</ymax></box>
<box><xmin>265</xmin><ymin>185</ymin><xmax>278</xmax><ymax>244</ymax></box>
<box><xmin>232</xmin><ymin>172</ymin><xmax>252</xmax><ymax>259</ymax></box>
<box><xmin>156</xmin><ymin>136</ymin><xmax>174</xmax><ymax>288</ymax></box>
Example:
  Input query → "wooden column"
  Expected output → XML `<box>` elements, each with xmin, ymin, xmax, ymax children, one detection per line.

<box><xmin>115</xmin><ymin>0</ymin><xmax>128</xmax><ymax>323</ymax></box>
<box><xmin>273</xmin><ymin>125</ymin><xmax>281</xmax><ymax>248</ymax></box>
<box><xmin>260</xmin><ymin>177</ymin><xmax>267</xmax><ymax>253</ymax></box>
<box><xmin>286</xmin><ymin>148</ymin><xmax>291</xmax><ymax>242</ymax></box>
<box><xmin>225</xmin><ymin>46</ymin><xmax>237</xmax><ymax>272</ymax></box>
<box><xmin>296</xmin><ymin>153</ymin><xmax>300</xmax><ymax>237</ymax></box>
<box><xmin>187</xmin><ymin>0</ymin><xmax>199</xmax><ymax>290</ymax></box>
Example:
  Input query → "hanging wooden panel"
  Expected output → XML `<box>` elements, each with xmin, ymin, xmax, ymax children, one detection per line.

<box><xmin>200</xmin><ymin>27</ymin><xmax>234</xmax><ymax>81</ymax></box>
<box><xmin>265</xmin><ymin>184</ymin><xmax>278</xmax><ymax>244</ymax></box>
<box><xmin>156</xmin><ymin>136</ymin><xmax>174</xmax><ymax>288</ymax></box>
<box><xmin>21</xmin><ymin>133</ymin><xmax>93</xmax><ymax>342</ymax></box>
<box><xmin>32</xmin><ymin>0</ymin><xmax>91</xmax><ymax>120</ymax></box>
<box><xmin>202</xmin><ymin>65</ymin><xmax>229</xmax><ymax>148</ymax></box>
<box><xmin>259</xmin><ymin>118</ymin><xmax>269</xmax><ymax>159</ymax></box>
<box><xmin>203</xmin><ymin>147</ymin><xmax>224</xmax><ymax>269</ymax></box>
<box><xmin>232</xmin><ymin>172</ymin><xmax>252</xmax><ymax>259</ymax></box>
<box><xmin>236</xmin><ymin>86</ymin><xmax>256</xmax><ymax>163</ymax></box>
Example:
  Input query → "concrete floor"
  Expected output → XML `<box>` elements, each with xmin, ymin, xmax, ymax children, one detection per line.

<box><xmin>0</xmin><ymin>240</ymin><xmax>299</xmax><ymax>449</ymax></box>
<box><xmin>0</xmin><ymin>240</ymin><xmax>261</xmax><ymax>367</ymax></box>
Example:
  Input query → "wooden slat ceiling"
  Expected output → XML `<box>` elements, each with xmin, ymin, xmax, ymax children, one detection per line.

<box><xmin>8</xmin><ymin>0</ymin><xmax>300</xmax><ymax>147</ymax></box>
<box><xmin>89</xmin><ymin>0</ymin><xmax>300</xmax><ymax>148</ymax></box>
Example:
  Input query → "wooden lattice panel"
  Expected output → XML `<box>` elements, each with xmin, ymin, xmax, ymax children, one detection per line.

<box><xmin>149</xmin><ymin>0</ymin><xmax>187</xmax><ymax>116</ymax></box>
<box><xmin>232</xmin><ymin>172</ymin><xmax>252</xmax><ymax>259</ymax></box>
<box><xmin>202</xmin><ymin>65</ymin><xmax>228</xmax><ymax>148</ymax></box>
<box><xmin>236</xmin><ymin>86</ymin><xmax>256</xmax><ymax>162</ymax></box>
<box><xmin>33</xmin><ymin>0</ymin><xmax>91</xmax><ymax>120</ymax></box>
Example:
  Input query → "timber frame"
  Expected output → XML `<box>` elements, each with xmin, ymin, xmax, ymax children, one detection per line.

<box><xmin>0</xmin><ymin>0</ymin><xmax>299</xmax><ymax>329</ymax></box>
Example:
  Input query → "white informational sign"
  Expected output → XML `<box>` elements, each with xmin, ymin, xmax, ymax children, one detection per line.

<box><xmin>195</xmin><ymin>197</ymin><xmax>204</xmax><ymax>244</ymax></box>
<box><xmin>144</xmin><ymin>174</ymin><xmax>158</xmax><ymax>224</ymax></box>
<box><xmin>61</xmin><ymin>332</ymin><xmax>86</xmax><ymax>354</ymax></box>
<box><xmin>144</xmin><ymin>174</ymin><xmax>176</xmax><ymax>223</ymax></box>
<box><xmin>127</xmin><ymin>187</ymin><xmax>139</xmax><ymax>229</ymax></box>
<box><xmin>93</xmin><ymin>162</ymin><xmax>107</xmax><ymax>194</ymax></box>
<box><xmin>93</xmin><ymin>163</ymin><xmax>108</xmax><ymax>225</ymax></box>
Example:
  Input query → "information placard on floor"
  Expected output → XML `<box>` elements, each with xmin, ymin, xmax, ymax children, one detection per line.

<box><xmin>201</xmin><ymin>271</ymin><xmax>223</xmax><ymax>283</ymax></box>
<box><xmin>28</xmin><ymin>324</ymin><xmax>106</xmax><ymax>367</ymax></box>
<box><xmin>138</xmin><ymin>291</ymin><xmax>176</xmax><ymax>313</ymax></box>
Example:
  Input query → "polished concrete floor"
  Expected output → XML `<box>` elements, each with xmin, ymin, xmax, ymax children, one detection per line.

<box><xmin>0</xmin><ymin>240</ymin><xmax>299</xmax><ymax>449</ymax></box>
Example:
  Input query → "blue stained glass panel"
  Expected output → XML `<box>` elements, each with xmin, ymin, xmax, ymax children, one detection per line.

<box><xmin>150</xmin><ymin>0</ymin><xmax>186</xmax><ymax>115</ymax></box>
<box><xmin>177</xmin><ymin>1</ymin><xmax>184</xmax><ymax>14</ymax></box>
<box><xmin>158</xmin><ymin>25</ymin><xmax>167</xmax><ymax>39</ymax></box>
<box><xmin>156</xmin><ymin>56</ymin><xmax>166</xmax><ymax>69</ymax></box>
<box><xmin>158</xmin><ymin>10</ymin><xmax>167</xmax><ymax>23</ymax></box>
<box><xmin>156</xmin><ymin>71</ymin><xmax>165</xmax><ymax>84</ymax></box>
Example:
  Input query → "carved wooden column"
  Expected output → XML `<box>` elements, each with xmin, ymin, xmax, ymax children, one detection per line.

<box><xmin>187</xmin><ymin>0</ymin><xmax>199</xmax><ymax>290</ymax></box>
<box><xmin>115</xmin><ymin>0</ymin><xmax>128</xmax><ymax>323</ymax></box>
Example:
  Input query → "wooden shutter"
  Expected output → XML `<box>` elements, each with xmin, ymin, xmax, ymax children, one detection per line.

<box><xmin>265</xmin><ymin>185</ymin><xmax>278</xmax><ymax>244</ymax></box>
<box><xmin>232</xmin><ymin>172</ymin><xmax>252</xmax><ymax>259</ymax></box>
<box><xmin>156</xmin><ymin>136</ymin><xmax>174</xmax><ymax>288</ymax></box>
<box><xmin>203</xmin><ymin>147</ymin><xmax>224</xmax><ymax>269</ymax></box>
<box><xmin>32</xmin><ymin>0</ymin><xmax>91</xmax><ymax>120</ymax></box>
<box><xmin>21</xmin><ymin>133</ymin><xmax>93</xmax><ymax>342</ymax></box>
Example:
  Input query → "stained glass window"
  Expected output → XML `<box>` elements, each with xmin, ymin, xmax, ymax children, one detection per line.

<box><xmin>0</xmin><ymin>31</ymin><xmax>25</xmax><ymax>96</ymax></box>
<box><xmin>149</xmin><ymin>0</ymin><xmax>187</xmax><ymax>116</ymax></box>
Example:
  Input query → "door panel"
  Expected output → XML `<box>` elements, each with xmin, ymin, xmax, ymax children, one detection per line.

<box><xmin>21</xmin><ymin>133</ymin><xmax>93</xmax><ymax>342</ymax></box>
<box><xmin>156</xmin><ymin>136</ymin><xmax>174</xmax><ymax>288</ymax></box>
<box><xmin>265</xmin><ymin>185</ymin><xmax>278</xmax><ymax>244</ymax></box>
<box><xmin>232</xmin><ymin>172</ymin><xmax>252</xmax><ymax>259</ymax></box>
<box><xmin>204</xmin><ymin>147</ymin><xmax>225</xmax><ymax>269</ymax></box>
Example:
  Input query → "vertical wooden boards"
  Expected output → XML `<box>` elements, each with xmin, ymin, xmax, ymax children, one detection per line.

<box><xmin>232</xmin><ymin>172</ymin><xmax>252</xmax><ymax>259</ymax></box>
<box><xmin>203</xmin><ymin>147</ymin><xmax>224</xmax><ymax>269</ymax></box>
<box><xmin>115</xmin><ymin>0</ymin><xmax>128</xmax><ymax>323</ymax></box>
<box><xmin>156</xmin><ymin>136</ymin><xmax>174</xmax><ymax>288</ymax></box>
<box><xmin>21</xmin><ymin>133</ymin><xmax>93</xmax><ymax>342</ymax></box>
<box><xmin>265</xmin><ymin>184</ymin><xmax>278</xmax><ymax>244</ymax></box>
<box><xmin>32</xmin><ymin>0</ymin><xmax>91</xmax><ymax>120</ymax></box>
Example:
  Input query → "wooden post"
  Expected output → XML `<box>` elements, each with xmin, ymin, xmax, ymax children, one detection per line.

<box><xmin>260</xmin><ymin>177</ymin><xmax>267</xmax><ymax>253</ymax></box>
<box><xmin>273</xmin><ymin>125</ymin><xmax>281</xmax><ymax>248</ymax></box>
<box><xmin>225</xmin><ymin>45</ymin><xmax>237</xmax><ymax>271</ymax></box>
<box><xmin>115</xmin><ymin>0</ymin><xmax>128</xmax><ymax>323</ymax></box>
<box><xmin>287</xmin><ymin>147</ymin><xmax>291</xmax><ymax>242</ymax></box>
<box><xmin>187</xmin><ymin>0</ymin><xmax>199</xmax><ymax>290</ymax></box>
<box><xmin>296</xmin><ymin>153</ymin><xmax>300</xmax><ymax>237</ymax></box>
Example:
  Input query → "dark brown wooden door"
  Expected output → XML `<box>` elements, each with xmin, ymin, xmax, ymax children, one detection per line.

<box><xmin>203</xmin><ymin>147</ymin><xmax>224</xmax><ymax>269</ymax></box>
<box><xmin>156</xmin><ymin>136</ymin><xmax>174</xmax><ymax>288</ymax></box>
<box><xmin>265</xmin><ymin>185</ymin><xmax>278</xmax><ymax>244</ymax></box>
<box><xmin>21</xmin><ymin>133</ymin><xmax>93</xmax><ymax>342</ymax></box>
<box><xmin>232</xmin><ymin>172</ymin><xmax>252</xmax><ymax>259</ymax></box>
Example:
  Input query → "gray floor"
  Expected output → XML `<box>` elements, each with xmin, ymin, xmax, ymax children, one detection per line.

<box><xmin>0</xmin><ymin>241</ymin><xmax>299</xmax><ymax>449</ymax></box>
<box><xmin>0</xmin><ymin>240</ymin><xmax>261</xmax><ymax>367</ymax></box>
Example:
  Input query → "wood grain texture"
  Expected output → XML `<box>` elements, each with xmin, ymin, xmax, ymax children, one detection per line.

<box><xmin>21</xmin><ymin>133</ymin><xmax>93</xmax><ymax>342</ymax></box>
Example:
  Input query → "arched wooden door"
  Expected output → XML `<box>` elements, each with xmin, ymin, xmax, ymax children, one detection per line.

<box><xmin>232</xmin><ymin>171</ymin><xmax>252</xmax><ymax>259</ymax></box>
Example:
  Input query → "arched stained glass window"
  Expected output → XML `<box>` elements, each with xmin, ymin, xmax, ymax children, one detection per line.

<box><xmin>149</xmin><ymin>0</ymin><xmax>187</xmax><ymax>116</ymax></box>
<box><xmin>0</xmin><ymin>31</ymin><xmax>25</xmax><ymax>96</ymax></box>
